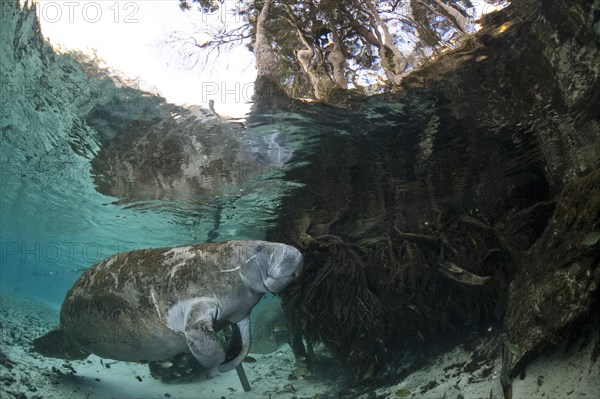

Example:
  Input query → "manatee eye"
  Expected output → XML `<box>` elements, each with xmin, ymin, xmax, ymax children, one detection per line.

<box><xmin>256</xmin><ymin>245</ymin><xmax>264</xmax><ymax>252</ymax></box>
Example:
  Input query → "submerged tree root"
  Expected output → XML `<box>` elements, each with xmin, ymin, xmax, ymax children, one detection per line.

<box><xmin>280</xmin><ymin>220</ymin><xmax>515</xmax><ymax>375</ymax></box>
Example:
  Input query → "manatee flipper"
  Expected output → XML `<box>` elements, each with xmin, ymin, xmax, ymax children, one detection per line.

<box><xmin>184</xmin><ymin>299</ymin><xmax>226</xmax><ymax>368</ymax></box>
<box><xmin>219</xmin><ymin>316</ymin><xmax>251</xmax><ymax>372</ymax></box>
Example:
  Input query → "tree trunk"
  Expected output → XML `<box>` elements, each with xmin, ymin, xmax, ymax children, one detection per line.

<box><xmin>282</xmin><ymin>4</ymin><xmax>332</xmax><ymax>100</ymax></box>
<box><xmin>254</xmin><ymin>0</ymin><xmax>278</xmax><ymax>78</ymax></box>
<box><xmin>430</xmin><ymin>0</ymin><xmax>468</xmax><ymax>33</ymax></box>
<box><xmin>365</xmin><ymin>0</ymin><xmax>407</xmax><ymax>79</ymax></box>
<box><xmin>327</xmin><ymin>21</ymin><xmax>348</xmax><ymax>90</ymax></box>
<box><xmin>294</xmin><ymin>26</ymin><xmax>328</xmax><ymax>99</ymax></box>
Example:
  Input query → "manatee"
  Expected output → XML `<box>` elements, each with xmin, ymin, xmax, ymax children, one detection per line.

<box><xmin>33</xmin><ymin>240</ymin><xmax>303</xmax><ymax>372</ymax></box>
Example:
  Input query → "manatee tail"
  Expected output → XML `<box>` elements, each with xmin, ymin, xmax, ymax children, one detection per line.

<box><xmin>32</xmin><ymin>327</ymin><xmax>90</xmax><ymax>360</ymax></box>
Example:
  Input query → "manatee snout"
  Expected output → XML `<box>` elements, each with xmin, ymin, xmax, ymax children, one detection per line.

<box><xmin>258</xmin><ymin>243</ymin><xmax>303</xmax><ymax>293</ymax></box>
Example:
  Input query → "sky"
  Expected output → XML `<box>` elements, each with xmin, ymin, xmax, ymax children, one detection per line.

<box><xmin>35</xmin><ymin>0</ymin><xmax>257</xmax><ymax>118</ymax></box>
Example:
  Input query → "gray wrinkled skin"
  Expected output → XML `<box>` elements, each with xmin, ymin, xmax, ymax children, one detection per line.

<box><xmin>58</xmin><ymin>240</ymin><xmax>303</xmax><ymax>369</ymax></box>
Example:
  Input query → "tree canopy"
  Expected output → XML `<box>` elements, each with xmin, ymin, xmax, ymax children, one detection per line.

<box><xmin>178</xmin><ymin>0</ymin><xmax>505</xmax><ymax>100</ymax></box>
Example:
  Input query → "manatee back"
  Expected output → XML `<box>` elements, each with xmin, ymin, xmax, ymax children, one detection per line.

<box><xmin>62</xmin><ymin>243</ymin><xmax>248</xmax><ymax>316</ymax></box>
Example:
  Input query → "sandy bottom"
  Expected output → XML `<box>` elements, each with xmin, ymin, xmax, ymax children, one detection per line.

<box><xmin>1</xmin><ymin>291</ymin><xmax>598</xmax><ymax>399</ymax></box>
<box><xmin>352</xmin><ymin>331</ymin><xmax>599</xmax><ymax>399</ymax></box>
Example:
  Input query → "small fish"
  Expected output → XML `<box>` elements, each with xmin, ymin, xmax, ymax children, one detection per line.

<box><xmin>243</xmin><ymin>356</ymin><xmax>257</xmax><ymax>363</ymax></box>
<box><xmin>362</xmin><ymin>363</ymin><xmax>374</xmax><ymax>379</ymax></box>
<box><xmin>135</xmin><ymin>375</ymin><xmax>142</xmax><ymax>382</ymax></box>
<box><xmin>395</xmin><ymin>389</ymin><xmax>411</xmax><ymax>398</ymax></box>
<box><xmin>294</xmin><ymin>366</ymin><xmax>308</xmax><ymax>377</ymax></box>
<box><xmin>105</xmin><ymin>360</ymin><xmax>118</xmax><ymax>369</ymax></box>
<box><xmin>582</xmin><ymin>232</ymin><xmax>600</xmax><ymax>246</ymax></box>
<box><xmin>507</xmin><ymin>342</ymin><xmax>520</xmax><ymax>357</ymax></box>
